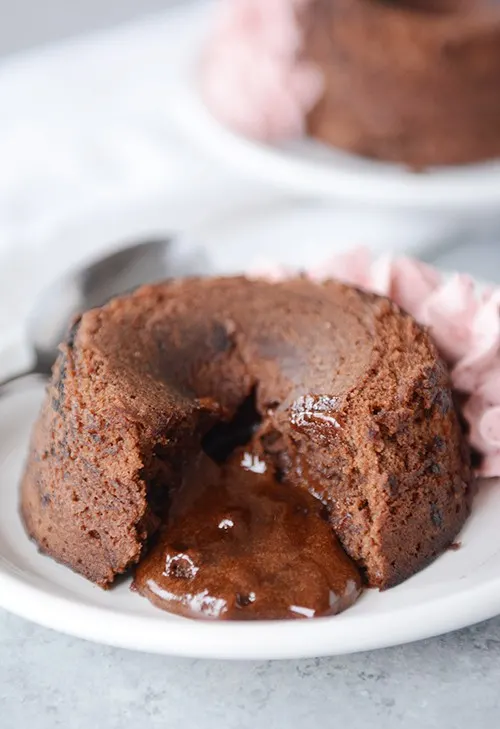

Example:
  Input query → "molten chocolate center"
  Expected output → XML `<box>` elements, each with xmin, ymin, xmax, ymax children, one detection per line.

<box><xmin>133</xmin><ymin>448</ymin><xmax>362</xmax><ymax>620</ymax></box>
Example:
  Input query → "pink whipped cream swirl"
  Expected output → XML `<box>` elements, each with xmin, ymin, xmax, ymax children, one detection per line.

<box><xmin>201</xmin><ymin>0</ymin><xmax>323</xmax><ymax>141</ymax></box>
<box><xmin>253</xmin><ymin>249</ymin><xmax>500</xmax><ymax>478</ymax></box>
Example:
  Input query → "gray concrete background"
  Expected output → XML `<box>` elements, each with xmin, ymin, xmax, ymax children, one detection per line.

<box><xmin>2</xmin><ymin>608</ymin><xmax>499</xmax><ymax>729</ymax></box>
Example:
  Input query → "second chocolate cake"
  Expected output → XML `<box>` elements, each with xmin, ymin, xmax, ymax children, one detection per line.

<box><xmin>306</xmin><ymin>0</ymin><xmax>500</xmax><ymax>167</ymax></box>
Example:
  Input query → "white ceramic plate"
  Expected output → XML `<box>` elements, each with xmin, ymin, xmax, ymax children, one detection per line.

<box><xmin>0</xmin><ymin>195</ymin><xmax>499</xmax><ymax>659</ymax></box>
<box><xmin>170</xmin><ymin>3</ymin><xmax>500</xmax><ymax>212</ymax></box>
<box><xmin>1</xmin><ymin>382</ymin><xmax>500</xmax><ymax>659</ymax></box>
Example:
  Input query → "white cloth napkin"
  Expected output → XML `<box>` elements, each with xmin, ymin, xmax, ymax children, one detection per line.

<box><xmin>0</xmin><ymin>2</ymin><xmax>242</xmax><ymax>243</ymax></box>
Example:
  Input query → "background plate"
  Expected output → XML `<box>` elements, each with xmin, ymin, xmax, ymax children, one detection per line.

<box><xmin>171</xmin><ymin>3</ymin><xmax>500</xmax><ymax>213</ymax></box>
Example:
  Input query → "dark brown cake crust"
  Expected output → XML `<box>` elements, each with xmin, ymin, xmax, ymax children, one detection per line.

<box><xmin>20</xmin><ymin>277</ymin><xmax>471</xmax><ymax>589</ymax></box>
<box><xmin>305</xmin><ymin>0</ymin><xmax>500</xmax><ymax>168</ymax></box>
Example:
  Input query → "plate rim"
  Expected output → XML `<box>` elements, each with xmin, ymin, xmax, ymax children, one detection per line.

<box><xmin>2</xmin><ymin>527</ymin><xmax>500</xmax><ymax>660</ymax></box>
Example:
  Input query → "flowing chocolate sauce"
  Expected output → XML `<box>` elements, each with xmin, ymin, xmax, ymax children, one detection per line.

<box><xmin>133</xmin><ymin>447</ymin><xmax>362</xmax><ymax>620</ymax></box>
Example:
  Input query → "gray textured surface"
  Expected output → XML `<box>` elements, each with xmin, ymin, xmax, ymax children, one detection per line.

<box><xmin>1</xmin><ymin>609</ymin><xmax>500</xmax><ymax>728</ymax></box>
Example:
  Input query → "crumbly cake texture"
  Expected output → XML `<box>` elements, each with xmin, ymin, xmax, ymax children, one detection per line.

<box><xmin>20</xmin><ymin>277</ymin><xmax>470</xmax><ymax>589</ymax></box>
<box><xmin>276</xmin><ymin>249</ymin><xmax>500</xmax><ymax>478</ymax></box>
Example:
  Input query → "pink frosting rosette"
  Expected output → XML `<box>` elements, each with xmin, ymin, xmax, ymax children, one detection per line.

<box><xmin>252</xmin><ymin>249</ymin><xmax>500</xmax><ymax>478</ymax></box>
<box><xmin>201</xmin><ymin>0</ymin><xmax>323</xmax><ymax>141</ymax></box>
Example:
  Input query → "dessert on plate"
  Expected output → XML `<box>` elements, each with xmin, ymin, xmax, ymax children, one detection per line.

<box><xmin>202</xmin><ymin>0</ymin><xmax>500</xmax><ymax>167</ymax></box>
<box><xmin>21</xmin><ymin>252</ymin><xmax>500</xmax><ymax>621</ymax></box>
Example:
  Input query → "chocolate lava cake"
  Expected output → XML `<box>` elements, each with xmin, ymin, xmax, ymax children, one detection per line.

<box><xmin>305</xmin><ymin>0</ymin><xmax>500</xmax><ymax>167</ymax></box>
<box><xmin>20</xmin><ymin>277</ymin><xmax>471</xmax><ymax>618</ymax></box>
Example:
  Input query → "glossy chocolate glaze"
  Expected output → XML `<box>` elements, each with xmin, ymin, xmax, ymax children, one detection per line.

<box><xmin>133</xmin><ymin>449</ymin><xmax>362</xmax><ymax>620</ymax></box>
